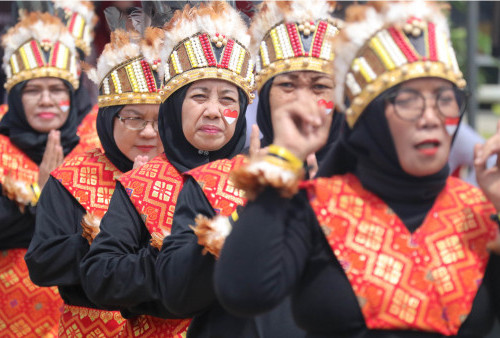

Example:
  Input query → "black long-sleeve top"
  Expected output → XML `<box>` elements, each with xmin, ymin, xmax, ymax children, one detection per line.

<box><xmin>214</xmin><ymin>187</ymin><xmax>500</xmax><ymax>338</ymax></box>
<box><xmin>156</xmin><ymin>177</ymin><xmax>306</xmax><ymax>338</ymax></box>
<box><xmin>0</xmin><ymin>186</ymin><xmax>36</xmax><ymax>249</ymax></box>
<box><xmin>79</xmin><ymin>181</ymin><xmax>183</xmax><ymax>319</ymax></box>
<box><xmin>25</xmin><ymin>176</ymin><xmax>120</xmax><ymax>309</ymax></box>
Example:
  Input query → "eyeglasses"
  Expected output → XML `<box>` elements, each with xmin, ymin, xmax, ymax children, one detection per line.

<box><xmin>22</xmin><ymin>86</ymin><xmax>70</xmax><ymax>102</ymax></box>
<box><xmin>386</xmin><ymin>87</ymin><xmax>467</xmax><ymax>122</ymax></box>
<box><xmin>116</xmin><ymin>115</ymin><xmax>159</xmax><ymax>131</ymax></box>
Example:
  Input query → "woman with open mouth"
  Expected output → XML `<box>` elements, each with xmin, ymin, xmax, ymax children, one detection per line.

<box><xmin>214</xmin><ymin>2</ymin><xmax>500</xmax><ymax>337</ymax></box>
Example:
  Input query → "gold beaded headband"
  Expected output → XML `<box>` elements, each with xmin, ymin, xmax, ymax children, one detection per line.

<box><xmin>88</xmin><ymin>29</ymin><xmax>163</xmax><ymax>108</ymax></box>
<box><xmin>2</xmin><ymin>12</ymin><xmax>80</xmax><ymax>92</ymax></box>
<box><xmin>53</xmin><ymin>1</ymin><xmax>98</xmax><ymax>57</ymax></box>
<box><xmin>250</xmin><ymin>0</ymin><xmax>342</xmax><ymax>92</ymax></box>
<box><xmin>160</xmin><ymin>1</ymin><xmax>254</xmax><ymax>103</ymax></box>
<box><xmin>333</xmin><ymin>1</ymin><xmax>466</xmax><ymax>128</ymax></box>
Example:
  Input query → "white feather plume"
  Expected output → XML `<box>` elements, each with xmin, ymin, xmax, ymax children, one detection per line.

<box><xmin>52</xmin><ymin>0</ymin><xmax>97</xmax><ymax>30</ymax></box>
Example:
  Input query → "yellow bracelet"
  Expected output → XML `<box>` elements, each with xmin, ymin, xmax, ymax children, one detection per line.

<box><xmin>264</xmin><ymin>154</ymin><xmax>299</xmax><ymax>172</ymax></box>
<box><xmin>267</xmin><ymin>144</ymin><xmax>303</xmax><ymax>171</ymax></box>
<box><xmin>30</xmin><ymin>182</ymin><xmax>41</xmax><ymax>206</ymax></box>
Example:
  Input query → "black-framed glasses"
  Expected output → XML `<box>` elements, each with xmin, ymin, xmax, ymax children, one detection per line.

<box><xmin>116</xmin><ymin>115</ymin><xmax>159</xmax><ymax>131</ymax></box>
<box><xmin>385</xmin><ymin>87</ymin><xmax>467</xmax><ymax>122</ymax></box>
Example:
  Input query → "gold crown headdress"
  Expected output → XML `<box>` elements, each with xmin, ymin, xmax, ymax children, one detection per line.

<box><xmin>1</xmin><ymin>12</ymin><xmax>80</xmax><ymax>92</ymax></box>
<box><xmin>333</xmin><ymin>1</ymin><xmax>466</xmax><ymax>127</ymax></box>
<box><xmin>250</xmin><ymin>0</ymin><xmax>342</xmax><ymax>92</ymax></box>
<box><xmin>160</xmin><ymin>1</ymin><xmax>254</xmax><ymax>102</ymax></box>
<box><xmin>53</xmin><ymin>1</ymin><xmax>98</xmax><ymax>57</ymax></box>
<box><xmin>87</xmin><ymin>28</ymin><xmax>164</xmax><ymax>108</ymax></box>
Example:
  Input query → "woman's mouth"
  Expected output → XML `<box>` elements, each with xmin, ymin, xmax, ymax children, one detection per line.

<box><xmin>136</xmin><ymin>145</ymin><xmax>156</xmax><ymax>152</ymax></box>
<box><xmin>37</xmin><ymin>112</ymin><xmax>57</xmax><ymax>119</ymax></box>
<box><xmin>199</xmin><ymin>125</ymin><xmax>222</xmax><ymax>134</ymax></box>
<box><xmin>415</xmin><ymin>139</ymin><xmax>440</xmax><ymax>155</ymax></box>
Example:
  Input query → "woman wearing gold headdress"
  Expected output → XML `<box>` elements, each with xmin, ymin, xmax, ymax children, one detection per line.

<box><xmin>0</xmin><ymin>12</ymin><xmax>100</xmax><ymax>336</ymax></box>
<box><xmin>79</xmin><ymin>2</ymin><xmax>253</xmax><ymax>336</ymax></box>
<box><xmin>25</xmin><ymin>27</ymin><xmax>164</xmax><ymax>336</ymax></box>
<box><xmin>214</xmin><ymin>2</ymin><xmax>500</xmax><ymax>336</ymax></box>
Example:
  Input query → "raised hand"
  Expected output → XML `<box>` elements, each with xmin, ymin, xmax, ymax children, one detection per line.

<box><xmin>475</xmin><ymin>120</ymin><xmax>500</xmax><ymax>211</ymax></box>
<box><xmin>38</xmin><ymin>130</ymin><xmax>63</xmax><ymax>189</ymax></box>
<box><xmin>248</xmin><ymin>124</ymin><xmax>267</xmax><ymax>158</ymax></box>
<box><xmin>272</xmin><ymin>94</ymin><xmax>333</xmax><ymax>161</ymax></box>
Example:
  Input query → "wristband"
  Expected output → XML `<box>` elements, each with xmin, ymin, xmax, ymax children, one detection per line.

<box><xmin>30</xmin><ymin>182</ymin><xmax>41</xmax><ymax>206</ymax></box>
<box><xmin>267</xmin><ymin>144</ymin><xmax>303</xmax><ymax>171</ymax></box>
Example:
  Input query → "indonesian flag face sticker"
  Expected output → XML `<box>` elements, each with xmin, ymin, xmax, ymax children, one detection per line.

<box><xmin>223</xmin><ymin>109</ymin><xmax>238</xmax><ymax>125</ymax></box>
<box><xmin>59</xmin><ymin>100</ymin><xmax>70</xmax><ymax>113</ymax></box>
<box><xmin>445</xmin><ymin>116</ymin><xmax>460</xmax><ymax>135</ymax></box>
<box><xmin>318</xmin><ymin>99</ymin><xmax>334</xmax><ymax>115</ymax></box>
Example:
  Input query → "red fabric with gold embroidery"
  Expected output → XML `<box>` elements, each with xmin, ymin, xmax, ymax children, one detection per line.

<box><xmin>58</xmin><ymin>304</ymin><xmax>125</xmax><ymax>337</ymax></box>
<box><xmin>50</xmin><ymin>149</ymin><xmax>127</xmax><ymax>335</ymax></box>
<box><xmin>119</xmin><ymin>154</ymin><xmax>184</xmax><ymax>238</ymax></box>
<box><xmin>119</xmin><ymin>316</ymin><xmax>190</xmax><ymax>338</ymax></box>
<box><xmin>304</xmin><ymin>174</ymin><xmax>498</xmax><ymax>335</ymax></box>
<box><xmin>186</xmin><ymin>155</ymin><xmax>247</xmax><ymax>216</ymax></box>
<box><xmin>0</xmin><ymin>248</ymin><xmax>62</xmax><ymax>337</ymax></box>
<box><xmin>51</xmin><ymin>148</ymin><xmax>121</xmax><ymax>218</ymax></box>
<box><xmin>118</xmin><ymin>154</ymin><xmax>189</xmax><ymax>336</ymax></box>
<box><xmin>0</xmin><ymin>105</ymin><xmax>101</xmax><ymax>337</ymax></box>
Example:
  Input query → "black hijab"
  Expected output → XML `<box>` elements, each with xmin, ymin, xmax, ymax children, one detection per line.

<box><xmin>256</xmin><ymin>76</ymin><xmax>345</xmax><ymax>162</ymax></box>
<box><xmin>317</xmin><ymin>94</ymin><xmax>454</xmax><ymax>232</ymax></box>
<box><xmin>158</xmin><ymin>83</ymin><xmax>248</xmax><ymax>173</ymax></box>
<box><xmin>0</xmin><ymin>80</ymin><xmax>80</xmax><ymax>165</ymax></box>
<box><xmin>96</xmin><ymin>105</ymin><xmax>134</xmax><ymax>173</ymax></box>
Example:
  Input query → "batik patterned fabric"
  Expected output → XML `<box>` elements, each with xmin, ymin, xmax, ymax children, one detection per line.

<box><xmin>118</xmin><ymin>154</ymin><xmax>190</xmax><ymax>336</ymax></box>
<box><xmin>0</xmin><ymin>248</ymin><xmax>62</xmax><ymax>337</ymax></box>
<box><xmin>119</xmin><ymin>316</ymin><xmax>190</xmax><ymax>338</ymax></box>
<box><xmin>186</xmin><ymin>155</ymin><xmax>247</xmax><ymax>217</ymax></box>
<box><xmin>58</xmin><ymin>304</ymin><xmax>125</xmax><ymax>338</ymax></box>
<box><xmin>304</xmin><ymin>174</ymin><xmax>498</xmax><ymax>335</ymax></box>
<box><xmin>51</xmin><ymin>148</ymin><xmax>121</xmax><ymax>218</ymax></box>
<box><xmin>119</xmin><ymin>154</ymin><xmax>184</xmax><ymax>240</ymax></box>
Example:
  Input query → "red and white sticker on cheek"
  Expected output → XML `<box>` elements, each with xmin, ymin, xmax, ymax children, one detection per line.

<box><xmin>59</xmin><ymin>100</ymin><xmax>70</xmax><ymax>113</ymax></box>
<box><xmin>445</xmin><ymin>117</ymin><xmax>460</xmax><ymax>135</ymax></box>
<box><xmin>318</xmin><ymin>99</ymin><xmax>334</xmax><ymax>115</ymax></box>
<box><xmin>223</xmin><ymin>109</ymin><xmax>238</xmax><ymax>125</ymax></box>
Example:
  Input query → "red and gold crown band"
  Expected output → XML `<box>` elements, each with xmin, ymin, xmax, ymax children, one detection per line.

<box><xmin>4</xmin><ymin>39</ymin><xmax>79</xmax><ymax>91</ymax></box>
<box><xmin>163</xmin><ymin>32</ymin><xmax>255</xmax><ymax>103</ymax></box>
<box><xmin>255</xmin><ymin>18</ymin><xmax>341</xmax><ymax>92</ymax></box>
<box><xmin>2</xmin><ymin>12</ymin><xmax>80</xmax><ymax>92</ymax></box>
<box><xmin>342</xmin><ymin>17</ymin><xmax>466</xmax><ymax>127</ymax></box>
<box><xmin>97</xmin><ymin>56</ymin><xmax>163</xmax><ymax>107</ymax></box>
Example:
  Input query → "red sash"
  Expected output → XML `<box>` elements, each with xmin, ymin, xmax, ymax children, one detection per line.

<box><xmin>51</xmin><ymin>148</ymin><xmax>121</xmax><ymax>218</ymax></box>
<box><xmin>0</xmin><ymin>248</ymin><xmax>62</xmax><ymax>337</ymax></box>
<box><xmin>74</xmin><ymin>105</ymin><xmax>101</xmax><ymax>158</ymax></box>
<box><xmin>304</xmin><ymin>174</ymin><xmax>498</xmax><ymax>335</ymax></box>
<box><xmin>0</xmin><ymin>104</ymin><xmax>7</xmax><ymax>121</ymax></box>
<box><xmin>186</xmin><ymin>155</ymin><xmax>247</xmax><ymax>216</ymax></box>
<box><xmin>118</xmin><ymin>154</ymin><xmax>190</xmax><ymax>336</ymax></box>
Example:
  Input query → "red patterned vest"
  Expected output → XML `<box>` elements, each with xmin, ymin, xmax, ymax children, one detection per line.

<box><xmin>0</xmin><ymin>105</ymin><xmax>101</xmax><ymax>337</ymax></box>
<box><xmin>51</xmin><ymin>148</ymin><xmax>121</xmax><ymax>218</ymax></box>
<box><xmin>118</xmin><ymin>154</ymin><xmax>190</xmax><ymax>337</ymax></box>
<box><xmin>186</xmin><ymin>155</ymin><xmax>248</xmax><ymax>217</ymax></box>
<box><xmin>303</xmin><ymin>174</ymin><xmax>498</xmax><ymax>335</ymax></box>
